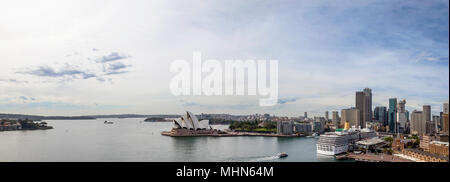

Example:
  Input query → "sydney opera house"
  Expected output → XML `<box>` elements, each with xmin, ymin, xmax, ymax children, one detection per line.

<box><xmin>162</xmin><ymin>111</ymin><xmax>221</xmax><ymax>136</ymax></box>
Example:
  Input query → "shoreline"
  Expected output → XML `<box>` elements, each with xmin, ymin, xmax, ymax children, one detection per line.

<box><xmin>161</xmin><ymin>130</ymin><xmax>305</xmax><ymax>137</ymax></box>
<box><xmin>0</xmin><ymin>126</ymin><xmax>54</xmax><ymax>132</ymax></box>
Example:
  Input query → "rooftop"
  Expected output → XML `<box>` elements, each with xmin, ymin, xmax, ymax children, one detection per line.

<box><xmin>404</xmin><ymin>148</ymin><xmax>449</xmax><ymax>161</ymax></box>
<box><xmin>356</xmin><ymin>137</ymin><xmax>385</xmax><ymax>146</ymax></box>
<box><xmin>430</xmin><ymin>141</ymin><xmax>449</xmax><ymax>146</ymax></box>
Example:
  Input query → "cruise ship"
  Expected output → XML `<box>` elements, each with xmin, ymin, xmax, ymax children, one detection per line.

<box><xmin>316</xmin><ymin>128</ymin><xmax>376</xmax><ymax>155</ymax></box>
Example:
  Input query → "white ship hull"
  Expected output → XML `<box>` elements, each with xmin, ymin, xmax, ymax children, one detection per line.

<box><xmin>316</xmin><ymin>144</ymin><xmax>348</xmax><ymax>155</ymax></box>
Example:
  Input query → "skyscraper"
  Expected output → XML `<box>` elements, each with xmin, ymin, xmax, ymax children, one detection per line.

<box><xmin>439</xmin><ymin>112</ymin><xmax>444</xmax><ymax>131</ymax></box>
<box><xmin>398</xmin><ymin>100</ymin><xmax>406</xmax><ymax>113</ymax></box>
<box><xmin>325</xmin><ymin>111</ymin><xmax>329</xmax><ymax>121</ymax></box>
<box><xmin>341</xmin><ymin>108</ymin><xmax>361</xmax><ymax>128</ymax></box>
<box><xmin>397</xmin><ymin>100</ymin><xmax>408</xmax><ymax>133</ymax></box>
<box><xmin>355</xmin><ymin>88</ymin><xmax>372</xmax><ymax>128</ymax></box>
<box><xmin>411</xmin><ymin>110</ymin><xmax>425</xmax><ymax>135</ymax></box>
<box><xmin>374</xmin><ymin>106</ymin><xmax>387</xmax><ymax>125</ymax></box>
<box><xmin>443</xmin><ymin>113</ymin><xmax>449</xmax><ymax>133</ymax></box>
<box><xmin>443</xmin><ymin>102</ymin><xmax>449</xmax><ymax>132</ymax></box>
<box><xmin>422</xmin><ymin>105</ymin><xmax>431</xmax><ymax>135</ymax></box>
<box><xmin>432</xmin><ymin>115</ymin><xmax>440</xmax><ymax>133</ymax></box>
<box><xmin>364</xmin><ymin>88</ymin><xmax>373</xmax><ymax>124</ymax></box>
<box><xmin>423</xmin><ymin>105</ymin><xmax>431</xmax><ymax>123</ymax></box>
<box><xmin>356</xmin><ymin>91</ymin><xmax>364</xmax><ymax>123</ymax></box>
<box><xmin>444</xmin><ymin>102</ymin><xmax>449</xmax><ymax>114</ymax></box>
<box><xmin>332</xmin><ymin>111</ymin><xmax>340</xmax><ymax>126</ymax></box>
<box><xmin>304</xmin><ymin>112</ymin><xmax>308</xmax><ymax>119</ymax></box>
<box><xmin>388</xmin><ymin>98</ymin><xmax>397</xmax><ymax>133</ymax></box>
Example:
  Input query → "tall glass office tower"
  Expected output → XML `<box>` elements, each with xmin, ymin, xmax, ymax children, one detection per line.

<box><xmin>388</xmin><ymin>98</ymin><xmax>397</xmax><ymax>133</ymax></box>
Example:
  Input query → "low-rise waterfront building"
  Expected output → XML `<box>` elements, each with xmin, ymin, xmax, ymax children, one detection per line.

<box><xmin>312</xmin><ymin>121</ymin><xmax>324</xmax><ymax>134</ymax></box>
<box><xmin>392</xmin><ymin>138</ymin><xmax>416</xmax><ymax>151</ymax></box>
<box><xmin>429</xmin><ymin>141</ymin><xmax>449</xmax><ymax>157</ymax></box>
<box><xmin>355</xmin><ymin>137</ymin><xmax>386</xmax><ymax>153</ymax></box>
<box><xmin>436</xmin><ymin>134</ymin><xmax>449</xmax><ymax>142</ymax></box>
<box><xmin>366</xmin><ymin>122</ymin><xmax>383</xmax><ymax>132</ymax></box>
<box><xmin>401</xmin><ymin>148</ymin><xmax>449</xmax><ymax>162</ymax></box>
<box><xmin>277</xmin><ymin>121</ymin><xmax>293</xmax><ymax>135</ymax></box>
<box><xmin>294</xmin><ymin>122</ymin><xmax>312</xmax><ymax>135</ymax></box>
<box><xmin>420</xmin><ymin>135</ymin><xmax>432</xmax><ymax>152</ymax></box>
<box><xmin>0</xmin><ymin>119</ymin><xmax>22</xmax><ymax>131</ymax></box>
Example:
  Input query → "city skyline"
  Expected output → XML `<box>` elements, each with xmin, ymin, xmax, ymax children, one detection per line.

<box><xmin>0</xmin><ymin>0</ymin><xmax>449</xmax><ymax>116</ymax></box>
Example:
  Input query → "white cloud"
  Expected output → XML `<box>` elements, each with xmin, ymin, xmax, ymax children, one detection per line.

<box><xmin>0</xmin><ymin>0</ymin><xmax>448</xmax><ymax>116</ymax></box>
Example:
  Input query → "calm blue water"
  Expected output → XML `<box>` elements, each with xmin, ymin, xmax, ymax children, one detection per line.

<box><xmin>0</xmin><ymin>118</ymin><xmax>338</xmax><ymax>162</ymax></box>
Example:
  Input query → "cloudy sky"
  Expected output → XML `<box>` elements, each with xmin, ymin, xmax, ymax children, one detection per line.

<box><xmin>0</xmin><ymin>0</ymin><xmax>448</xmax><ymax>117</ymax></box>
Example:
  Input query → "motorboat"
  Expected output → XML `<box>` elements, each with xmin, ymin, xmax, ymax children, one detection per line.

<box><xmin>104</xmin><ymin>121</ymin><xmax>114</xmax><ymax>124</ymax></box>
<box><xmin>278</xmin><ymin>152</ymin><xmax>288</xmax><ymax>158</ymax></box>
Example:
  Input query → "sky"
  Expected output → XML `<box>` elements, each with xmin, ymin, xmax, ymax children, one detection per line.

<box><xmin>0</xmin><ymin>0</ymin><xmax>448</xmax><ymax>117</ymax></box>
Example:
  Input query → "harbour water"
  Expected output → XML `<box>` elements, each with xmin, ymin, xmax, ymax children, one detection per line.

<box><xmin>0</xmin><ymin>118</ymin><xmax>340</xmax><ymax>162</ymax></box>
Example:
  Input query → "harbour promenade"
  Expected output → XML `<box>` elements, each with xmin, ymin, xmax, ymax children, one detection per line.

<box><xmin>347</xmin><ymin>153</ymin><xmax>412</xmax><ymax>162</ymax></box>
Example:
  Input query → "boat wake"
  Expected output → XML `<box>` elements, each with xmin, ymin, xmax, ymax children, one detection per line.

<box><xmin>248</xmin><ymin>155</ymin><xmax>280</xmax><ymax>162</ymax></box>
<box><xmin>223</xmin><ymin>155</ymin><xmax>280</xmax><ymax>162</ymax></box>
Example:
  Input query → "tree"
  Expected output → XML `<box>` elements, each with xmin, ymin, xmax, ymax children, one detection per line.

<box><xmin>384</xmin><ymin>137</ymin><xmax>393</xmax><ymax>142</ymax></box>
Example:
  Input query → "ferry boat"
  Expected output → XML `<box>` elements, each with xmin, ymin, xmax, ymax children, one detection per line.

<box><xmin>278</xmin><ymin>152</ymin><xmax>288</xmax><ymax>158</ymax></box>
<box><xmin>104</xmin><ymin>121</ymin><xmax>114</xmax><ymax>124</ymax></box>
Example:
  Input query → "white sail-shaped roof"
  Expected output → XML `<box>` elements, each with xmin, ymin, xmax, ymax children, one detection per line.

<box><xmin>173</xmin><ymin>111</ymin><xmax>210</xmax><ymax>130</ymax></box>
<box><xmin>181</xmin><ymin>114</ymin><xmax>193</xmax><ymax>129</ymax></box>
<box><xmin>199</xmin><ymin>120</ymin><xmax>209</xmax><ymax>129</ymax></box>
<box><xmin>180</xmin><ymin>119</ymin><xmax>187</xmax><ymax>128</ymax></box>
<box><xmin>174</xmin><ymin>118</ymin><xmax>187</xmax><ymax>128</ymax></box>
<box><xmin>186</xmin><ymin>111</ymin><xmax>200</xmax><ymax>130</ymax></box>
<box><xmin>174</xmin><ymin>118</ymin><xmax>182</xmax><ymax>128</ymax></box>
